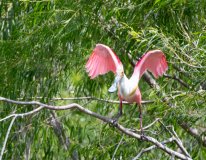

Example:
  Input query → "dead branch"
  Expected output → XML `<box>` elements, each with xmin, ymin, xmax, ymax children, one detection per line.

<box><xmin>112</xmin><ymin>134</ymin><xmax>125</xmax><ymax>160</ymax></box>
<box><xmin>172</xmin><ymin>63</ymin><xmax>186</xmax><ymax>74</ymax></box>
<box><xmin>158</xmin><ymin>120</ymin><xmax>191</xmax><ymax>158</ymax></box>
<box><xmin>17</xmin><ymin>96</ymin><xmax>154</xmax><ymax>105</ymax></box>
<box><xmin>163</xmin><ymin>73</ymin><xmax>189</xmax><ymax>88</ymax></box>
<box><xmin>133</xmin><ymin>137</ymin><xmax>175</xmax><ymax>160</ymax></box>
<box><xmin>0</xmin><ymin>116</ymin><xmax>17</xmax><ymax>160</ymax></box>
<box><xmin>0</xmin><ymin>96</ymin><xmax>192</xmax><ymax>160</ymax></box>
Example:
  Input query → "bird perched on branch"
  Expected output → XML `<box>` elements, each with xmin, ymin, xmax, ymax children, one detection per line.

<box><xmin>85</xmin><ymin>44</ymin><xmax>168</xmax><ymax>139</ymax></box>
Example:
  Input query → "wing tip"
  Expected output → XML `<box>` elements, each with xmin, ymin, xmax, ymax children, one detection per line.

<box><xmin>85</xmin><ymin>63</ymin><xmax>89</xmax><ymax>69</ymax></box>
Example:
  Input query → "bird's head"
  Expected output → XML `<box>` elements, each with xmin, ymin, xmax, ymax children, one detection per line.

<box><xmin>108</xmin><ymin>69</ymin><xmax>124</xmax><ymax>93</ymax></box>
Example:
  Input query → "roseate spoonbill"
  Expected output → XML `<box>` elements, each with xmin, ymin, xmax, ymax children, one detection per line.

<box><xmin>85</xmin><ymin>44</ymin><xmax>168</xmax><ymax>139</ymax></box>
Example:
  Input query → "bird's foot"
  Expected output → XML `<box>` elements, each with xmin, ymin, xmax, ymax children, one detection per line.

<box><xmin>109</xmin><ymin>118</ymin><xmax>118</xmax><ymax>128</ymax></box>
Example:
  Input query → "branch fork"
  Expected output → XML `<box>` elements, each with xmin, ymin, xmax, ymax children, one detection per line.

<box><xmin>0</xmin><ymin>96</ymin><xmax>192</xmax><ymax>160</ymax></box>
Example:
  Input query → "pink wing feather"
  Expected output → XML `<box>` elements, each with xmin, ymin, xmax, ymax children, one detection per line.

<box><xmin>131</xmin><ymin>50</ymin><xmax>168</xmax><ymax>81</ymax></box>
<box><xmin>85</xmin><ymin>44</ymin><xmax>123</xmax><ymax>79</ymax></box>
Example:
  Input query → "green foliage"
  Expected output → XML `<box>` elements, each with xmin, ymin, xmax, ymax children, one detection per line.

<box><xmin>0</xmin><ymin>0</ymin><xmax>206</xmax><ymax>159</ymax></box>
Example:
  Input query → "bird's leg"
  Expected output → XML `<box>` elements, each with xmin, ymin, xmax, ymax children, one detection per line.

<box><xmin>112</xmin><ymin>101</ymin><xmax>122</xmax><ymax>127</ymax></box>
<box><xmin>139</xmin><ymin>105</ymin><xmax>147</xmax><ymax>141</ymax></box>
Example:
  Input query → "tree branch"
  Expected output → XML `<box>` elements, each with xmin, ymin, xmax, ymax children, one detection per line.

<box><xmin>0</xmin><ymin>116</ymin><xmax>17</xmax><ymax>160</ymax></box>
<box><xmin>158</xmin><ymin>120</ymin><xmax>191</xmax><ymax>158</ymax></box>
<box><xmin>129</xmin><ymin>118</ymin><xmax>160</xmax><ymax>132</ymax></box>
<box><xmin>133</xmin><ymin>137</ymin><xmax>175</xmax><ymax>160</ymax></box>
<box><xmin>18</xmin><ymin>96</ymin><xmax>154</xmax><ymax>105</ymax></box>
<box><xmin>133</xmin><ymin>119</ymin><xmax>191</xmax><ymax>159</ymax></box>
<box><xmin>172</xmin><ymin>63</ymin><xmax>186</xmax><ymax>74</ymax></box>
<box><xmin>163</xmin><ymin>73</ymin><xmax>189</xmax><ymax>88</ymax></box>
<box><xmin>112</xmin><ymin>134</ymin><xmax>125</xmax><ymax>160</ymax></box>
<box><xmin>178</xmin><ymin>121</ymin><xmax>206</xmax><ymax>148</ymax></box>
<box><xmin>0</xmin><ymin>96</ymin><xmax>192</xmax><ymax>160</ymax></box>
<box><xmin>49</xmin><ymin>110</ymin><xmax>79</xmax><ymax>159</ymax></box>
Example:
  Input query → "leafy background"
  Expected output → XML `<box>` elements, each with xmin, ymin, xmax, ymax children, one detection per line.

<box><xmin>0</xmin><ymin>0</ymin><xmax>206</xmax><ymax>159</ymax></box>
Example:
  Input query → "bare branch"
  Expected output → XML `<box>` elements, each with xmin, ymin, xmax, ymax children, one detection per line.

<box><xmin>0</xmin><ymin>106</ymin><xmax>44</xmax><ymax>122</ymax></box>
<box><xmin>178</xmin><ymin>121</ymin><xmax>206</xmax><ymax>148</ymax></box>
<box><xmin>170</xmin><ymin>125</ymin><xmax>183</xmax><ymax>144</ymax></box>
<box><xmin>112</xmin><ymin>134</ymin><xmax>125</xmax><ymax>160</ymax></box>
<box><xmin>172</xmin><ymin>63</ymin><xmax>186</xmax><ymax>74</ymax></box>
<box><xmin>129</xmin><ymin>118</ymin><xmax>160</xmax><ymax>132</ymax></box>
<box><xmin>0</xmin><ymin>96</ymin><xmax>192</xmax><ymax>160</ymax></box>
<box><xmin>0</xmin><ymin>116</ymin><xmax>17</xmax><ymax>160</ymax></box>
<box><xmin>171</xmin><ymin>153</ymin><xmax>175</xmax><ymax>160</ymax></box>
<box><xmin>17</xmin><ymin>96</ymin><xmax>154</xmax><ymax>105</ymax></box>
<box><xmin>49</xmin><ymin>110</ymin><xmax>79</xmax><ymax>160</ymax></box>
<box><xmin>158</xmin><ymin>120</ymin><xmax>191</xmax><ymax>158</ymax></box>
<box><xmin>49</xmin><ymin>111</ymin><xmax>70</xmax><ymax>153</ymax></box>
<box><xmin>133</xmin><ymin>137</ymin><xmax>175</xmax><ymax>160</ymax></box>
<box><xmin>172</xmin><ymin>50</ymin><xmax>205</xmax><ymax>68</ymax></box>
<box><xmin>158</xmin><ymin>120</ymin><xmax>174</xmax><ymax>137</ymax></box>
<box><xmin>133</xmin><ymin>120</ymin><xmax>191</xmax><ymax>159</ymax></box>
<box><xmin>163</xmin><ymin>73</ymin><xmax>189</xmax><ymax>88</ymax></box>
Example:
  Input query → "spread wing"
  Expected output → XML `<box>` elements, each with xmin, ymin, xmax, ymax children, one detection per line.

<box><xmin>130</xmin><ymin>50</ymin><xmax>168</xmax><ymax>81</ymax></box>
<box><xmin>85</xmin><ymin>44</ymin><xmax>123</xmax><ymax>79</ymax></box>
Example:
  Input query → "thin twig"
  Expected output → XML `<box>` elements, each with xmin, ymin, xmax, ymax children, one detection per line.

<box><xmin>82</xmin><ymin>99</ymin><xmax>93</xmax><ymax>107</ymax></box>
<box><xmin>163</xmin><ymin>74</ymin><xmax>189</xmax><ymax>88</ymax></box>
<box><xmin>158</xmin><ymin>120</ymin><xmax>173</xmax><ymax>137</ymax></box>
<box><xmin>167</xmin><ymin>126</ymin><xmax>182</xmax><ymax>144</ymax></box>
<box><xmin>129</xmin><ymin>118</ymin><xmax>160</xmax><ymax>132</ymax></box>
<box><xmin>172</xmin><ymin>64</ymin><xmax>186</xmax><ymax>74</ymax></box>
<box><xmin>58</xmin><ymin>92</ymin><xmax>64</xmax><ymax>100</ymax></box>
<box><xmin>133</xmin><ymin>137</ymin><xmax>175</xmax><ymax>160</ymax></box>
<box><xmin>112</xmin><ymin>134</ymin><xmax>125</xmax><ymax>160</ymax></box>
<box><xmin>49</xmin><ymin>110</ymin><xmax>70</xmax><ymax>154</ymax></box>
<box><xmin>112</xmin><ymin>104</ymin><xmax>138</xmax><ymax>159</ymax></box>
<box><xmin>158</xmin><ymin>120</ymin><xmax>191</xmax><ymax>158</ymax></box>
<box><xmin>178</xmin><ymin>120</ymin><xmax>206</xmax><ymax>147</ymax></box>
<box><xmin>0</xmin><ymin>106</ymin><xmax>44</xmax><ymax>122</ymax></box>
<box><xmin>0</xmin><ymin>116</ymin><xmax>17</xmax><ymax>160</ymax></box>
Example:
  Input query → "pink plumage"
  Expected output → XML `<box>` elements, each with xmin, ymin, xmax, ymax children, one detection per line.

<box><xmin>131</xmin><ymin>50</ymin><xmax>168</xmax><ymax>80</ymax></box>
<box><xmin>85</xmin><ymin>44</ymin><xmax>123</xmax><ymax>79</ymax></box>
<box><xmin>85</xmin><ymin>44</ymin><xmax>168</xmax><ymax>139</ymax></box>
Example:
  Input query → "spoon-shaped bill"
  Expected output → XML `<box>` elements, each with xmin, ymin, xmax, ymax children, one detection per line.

<box><xmin>108</xmin><ymin>73</ymin><xmax>122</xmax><ymax>93</ymax></box>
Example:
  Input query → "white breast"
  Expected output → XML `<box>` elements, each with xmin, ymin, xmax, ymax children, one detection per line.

<box><xmin>118</xmin><ymin>74</ymin><xmax>138</xmax><ymax>97</ymax></box>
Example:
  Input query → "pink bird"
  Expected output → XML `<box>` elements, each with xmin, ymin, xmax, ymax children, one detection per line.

<box><xmin>85</xmin><ymin>44</ymin><xmax>168</xmax><ymax>139</ymax></box>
